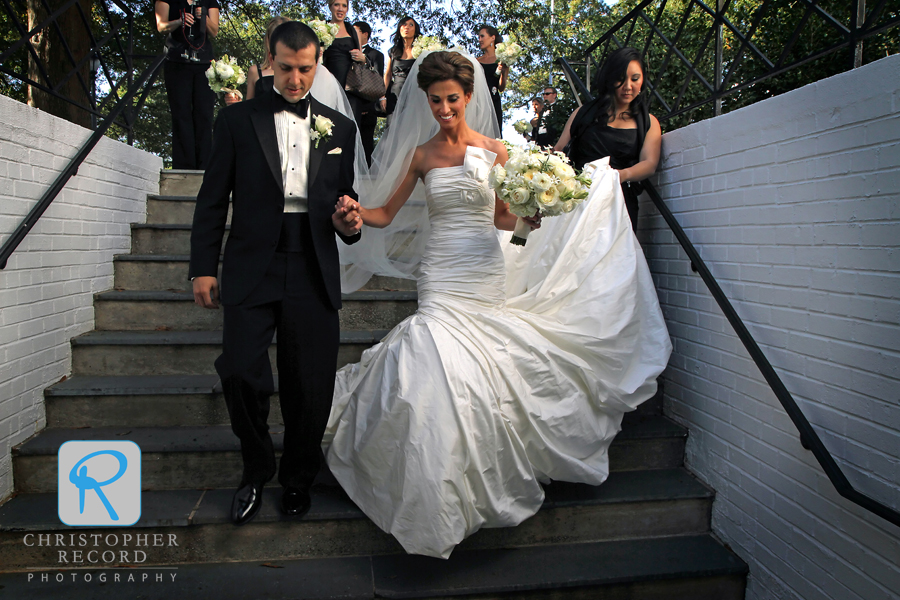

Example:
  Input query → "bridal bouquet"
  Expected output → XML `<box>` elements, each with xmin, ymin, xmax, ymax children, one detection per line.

<box><xmin>494</xmin><ymin>36</ymin><xmax>523</xmax><ymax>75</ymax></box>
<box><xmin>308</xmin><ymin>19</ymin><xmax>340</xmax><ymax>49</ymax></box>
<box><xmin>411</xmin><ymin>36</ymin><xmax>446</xmax><ymax>59</ymax></box>
<box><xmin>513</xmin><ymin>120</ymin><xmax>533</xmax><ymax>135</ymax></box>
<box><xmin>490</xmin><ymin>142</ymin><xmax>592</xmax><ymax>246</ymax></box>
<box><xmin>206</xmin><ymin>55</ymin><xmax>246</xmax><ymax>99</ymax></box>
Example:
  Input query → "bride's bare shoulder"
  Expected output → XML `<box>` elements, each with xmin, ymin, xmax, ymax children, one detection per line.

<box><xmin>474</xmin><ymin>136</ymin><xmax>508</xmax><ymax>162</ymax></box>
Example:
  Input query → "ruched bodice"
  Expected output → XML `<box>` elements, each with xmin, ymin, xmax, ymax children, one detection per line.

<box><xmin>419</xmin><ymin>147</ymin><xmax>504</xmax><ymax>307</ymax></box>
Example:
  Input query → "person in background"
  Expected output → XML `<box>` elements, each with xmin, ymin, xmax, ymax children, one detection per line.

<box><xmin>526</xmin><ymin>96</ymin><xmax>544</xmax><ymax>144</ymax></box>
<box><xmin>243</xmin><ymin>15</ymin><xmax>292</xmax><ymax>102</ymax></box>
<box><xmin>476</xmin><ymin>25</ymin><xmax>508</xmax><ymax>134</ymax></box>
<box><xmin>155</xmin><ymin>0</ymin><xmax>220</xmax><ymax>169</ymax></box>
<box><xmin>382</xmin><ymin>16</ymin><xmax>420</xmax><ymax>125</ymax></box>
<box><xmin>554</xmin><ymin>47</ymin><xmax>661</xmax><ymax>230</ymax></box>
<box><xmin>353</xmin><ymin>21</ymin><xmax>384</xmax><ymax>165</ymax></box>
<box><xmin>322</xmin><ymin>0</ymin><xmax>362</xmax><ymax>121</ymax></box>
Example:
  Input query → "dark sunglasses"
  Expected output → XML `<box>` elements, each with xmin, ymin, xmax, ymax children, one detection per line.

<box><xmin>542</xmin><ymin>91</ymin><xmax>555</xmax><ymax>96</ymax></box>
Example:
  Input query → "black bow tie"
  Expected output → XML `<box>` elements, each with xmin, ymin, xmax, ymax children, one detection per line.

<box><xmin>274</xmin><ymin>93</ymin><xmax>309</xmax><ymax>117</ymax></box>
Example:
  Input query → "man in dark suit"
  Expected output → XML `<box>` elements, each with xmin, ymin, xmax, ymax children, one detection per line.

<box><xmin>189</xmin><ymin>21</ymin><xmax>362</xmax><ymax>526</ymax></box>
<box><xmin>353</xmin><ymin>21</ymin><xmax>384</xmax><ymax>165</ymax></box>
<box><xmin>534</xmin><ymin>86</ymin><xmax>560</xmax><ymax>148</ymax></box>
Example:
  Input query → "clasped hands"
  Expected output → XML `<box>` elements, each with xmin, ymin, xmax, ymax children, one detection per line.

<box><xmin>333</xmin><ymin>195</ymin><xmax>363</xmax><ymax>237</ymax></box>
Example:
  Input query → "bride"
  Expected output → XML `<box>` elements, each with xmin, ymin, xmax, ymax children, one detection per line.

<box><xmin>321</xmin><ymin>50</ymin><xmax>672</xmax><ymax>559</ymax></box>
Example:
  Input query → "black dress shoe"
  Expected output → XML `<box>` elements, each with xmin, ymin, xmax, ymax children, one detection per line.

<box><xmin>281</xmin><ymin>487</ymin><xmax>311</xmax><ymax>517</ymax></box>
<box><xmin>231</xmin><ymin>482</ymin><xmax>263</xmax><ymax>525</ymax></box>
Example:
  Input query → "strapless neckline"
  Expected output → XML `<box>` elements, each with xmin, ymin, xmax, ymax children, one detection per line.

<box><xmin>424</xmin><ymin>146</ymin><xmax>497</xmax><ymax>182</ymax></box>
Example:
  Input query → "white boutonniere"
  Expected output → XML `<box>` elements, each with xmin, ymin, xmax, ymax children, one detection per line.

<box><xmin>310</xmin><ymin>115</ymin><xmax>334</xmax><ymax>149</ymax></box>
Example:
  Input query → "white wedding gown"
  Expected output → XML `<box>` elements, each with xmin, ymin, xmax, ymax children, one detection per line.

<box><xmin>323</xmin><ymin>145</ymin><xmax>672</xmax><ymax>559</ymax></box>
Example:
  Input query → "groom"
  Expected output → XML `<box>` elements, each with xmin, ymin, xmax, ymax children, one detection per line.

<box><xmin>189</xmin><ymin>21</ymin><xmax>362</xmax><ymax>525</ymax></box>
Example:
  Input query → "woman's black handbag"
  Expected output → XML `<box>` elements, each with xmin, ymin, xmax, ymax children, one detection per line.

<box><xmin>345</xmin><ymin>50</ymin><xmax>385</xmax><ymax>102</ymax></box>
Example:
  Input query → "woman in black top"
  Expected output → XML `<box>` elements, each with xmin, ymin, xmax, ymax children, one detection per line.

<box><xmin>322</xmin><ymin>0</ymin><xmax>362</xmax><ymax>122</ymax></box>
<box><xmin>554</xmin><ymin>48</ymin><xmax>662</xmax><ymax>230</ymax></box>
<box><xmin>476</xmin><ymin>25</ymin><xmax>508</xmax><ymax>134</ymax></box>
<box><xmin>243</xmin><ymin>16</ymin><xmax>291</xmax><ymax>102</ymax></box>
<box><xmin>381</xmin><ymin>16</ymin><xmax>420</xmax><ymax>124</ymax></box>
<box><xmin>154</xmin><ymin>0</ymin><xmax>220</xmax><ymax>169</ymax></box>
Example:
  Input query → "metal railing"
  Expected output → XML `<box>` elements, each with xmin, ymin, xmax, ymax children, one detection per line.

<box><xmin>562</xmin><ymin>0</ymin><xmax>900</xmax><ymax>125</ymax></box>
<box><xmin>0</xmin><ymin>0</ymin><xmax>165</xmax><ymax>269</ymax></box>
<box><xmin>556</xmin><ymin>19</ymin><xmax>900</xmax><ymax>528</ymax></box>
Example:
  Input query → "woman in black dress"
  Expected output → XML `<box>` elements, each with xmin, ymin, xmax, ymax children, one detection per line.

<box><xmin>554</xmin><ymin>47</ymin><xmax>661</xmax><ymax>230</ymax></box>
<box><xmin>476</xmin><ymin>25</ymin><xmax>508</xmax><ymax>134</ymax></box>
<box><xmin>322</xmin><ymin>0</ymin><xmax>362</xmax><ymax>122</ymax></box>
<box><xmin>381</xmin><ymin>16</ymin><xmax>420</xmax><ymax>125</ymax></box>
<box><xmin>243</xmin><ymin>16</ymin><xmax>291</xmax><ymax>102</ymax></box>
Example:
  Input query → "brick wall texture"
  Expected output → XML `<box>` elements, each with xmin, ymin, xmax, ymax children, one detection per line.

<box><xmin>0</xmin><ymin>94</ymin><xmax>161</xmax><ymax>500</ymax></box>
<box><xmin>639</xmin><ymin>54</ymin><xmax>900</xmax><ymax>599</ymax></box>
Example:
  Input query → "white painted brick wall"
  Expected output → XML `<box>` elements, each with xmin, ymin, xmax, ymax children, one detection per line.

<box><xmin>0</xmin><ymin>94</ymin><xmax>161</xmax><ymax>500</ymax></box>
<box><xmin>638</xmin><ymin>54</ymin><xmax>900</xmax><ymax>600</ymax></box>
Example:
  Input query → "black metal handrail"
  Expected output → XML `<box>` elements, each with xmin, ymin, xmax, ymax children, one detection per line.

<box><xmin>1</xmin><ymin>0</ymin><xmax>166</xmax><ymax>269</ymax></box>
<box><xmin>556</xmin><ymin>56</ymin><xmax>900</xmax><ymax>530</ymax></box>
<box><xmin>567</xmin><ymin>0</ymin><xmax>900</xmax><ymax>124</ymax></box>
<box><xmin>0</xmin><ymin>54</ymin><xmax>166</xmax><ymax>270</ymax></box>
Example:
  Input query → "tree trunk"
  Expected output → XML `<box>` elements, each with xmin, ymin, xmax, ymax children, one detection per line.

<box><xmin>27</xmin><ymin>0</ymin><xmax>94</xmax><ymax>128</ymax></box>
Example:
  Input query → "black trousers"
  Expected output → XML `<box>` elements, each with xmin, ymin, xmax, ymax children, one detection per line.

<box><xmin>358</xmin><ymin>110</ymin><xmax>377</xmax><ymax>166</ymax></box>
<box><xmin>216</xmin><ymin>215</ymin><xmax>340</xmax><ymax>490</ymax></box>
<box><xmin>164</xmin><ymin>60</ymin><xmax>215</xmax><ymax>170</ymax></box>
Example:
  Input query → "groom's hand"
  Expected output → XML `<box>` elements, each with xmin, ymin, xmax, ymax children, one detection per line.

<box><xmin>332</xmin><ymin>195</ymin><xmax>362</xmax><ymax>237</ymax></box>
<box><xmin>193</xmin><ymin>276</ymin><xmax>220</xmax><ymax>309</ymax></box>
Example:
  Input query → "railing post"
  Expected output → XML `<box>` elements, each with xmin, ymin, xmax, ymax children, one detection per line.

<box><xmin>715</xmin><ymin>0</ymin><xmax>724</xmax><ymax>116</ymax></box>
<box><xmin>853</xmin><ymin>0</ymin><xmax>866</xmax><ymax>68</ymax></box>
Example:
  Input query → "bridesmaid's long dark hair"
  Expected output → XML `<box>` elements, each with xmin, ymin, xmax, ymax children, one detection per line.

<box><xmin>570</xmin><ymin>47</ymin><xmax>649</xmax><ymax>141</ymax></box>
<box><xmin>389</xmin><ymin>16</ymin><xmax>421</xmax><ymax>59</ymax></box>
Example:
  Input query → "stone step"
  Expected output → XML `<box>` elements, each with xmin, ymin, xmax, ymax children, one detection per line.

<box><xmin>0</xmin><ymin>468</ymin><xmax>711</xmax><ymax>567</ymax></box>
<box><xmin>11</xmin><ymin>417</ymin><xmax>687</xmax><ymax>493</ymax></box>
<box><xmin>114</xmin><ymin>254</ymin><xmax>198</xmax><ymax>291</ymax></box>
<box><xmin>44</xmin><ymin>375</ymin><xmax>663</xmax><ymax>429</ymax></box>
<box><xmin>146</xmin><ymin>195</ymin><xmax>224</xmax><ymax>226</ymax></box>
<box><xmin>93</xmin><ymin>290</ymin><xmax>418</xmax><ymax>332</ymax></box>
<box><xmin>158</xmin><ymin>169</ymin><xmax>204</xmax><ymax>197</ymax></box>
<box><xmin>70</xmin><ymin>330</ymin><xmax>388</xmax><ymax>377</ymax></box>
<box><xmin>0</xmin><ymin>534</ymin><xmax>746</xmax><ymax>598</ymax></box>
<box><xmin>113</xmin><ymin>255</ymin><xmax>418</xmax><ymax>292</ymax></box>
<box><xmin>130</xmin><ymin>224</ymin><xmax>229</xmax><ymax>255</ymax></box>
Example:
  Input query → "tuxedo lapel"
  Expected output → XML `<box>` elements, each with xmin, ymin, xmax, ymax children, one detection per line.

<box><xmin>251</xmin><ymin>92</ymin><xmax>284</xmax><ymax>192</ymax></box>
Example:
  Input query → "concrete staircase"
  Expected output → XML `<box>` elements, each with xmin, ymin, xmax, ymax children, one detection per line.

<box><xmin>0</xmin><ymin>170</ymin><xmax>748</xmax><ymax>598</ymax></box>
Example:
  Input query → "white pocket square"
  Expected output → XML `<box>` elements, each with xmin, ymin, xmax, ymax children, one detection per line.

<box><xmin>327</xmin><ymin>148</ymin><xmax>342</xmax><ymax>155</ymax></box>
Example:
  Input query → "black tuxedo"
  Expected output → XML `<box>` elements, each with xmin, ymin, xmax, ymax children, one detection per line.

<box><xmin>358</xmin><ymin>45</ymin><xmax>385</xmax><ymax>165</ymax></box>
<box><xmin>533</xmin><ymin>106</ymin><xmax>559</xmax><ymax>148</ymax></box>
<box><xmin>189</xmin><ymin>90</ymin><xmax>360</xmax><ymax>490</ymax></box>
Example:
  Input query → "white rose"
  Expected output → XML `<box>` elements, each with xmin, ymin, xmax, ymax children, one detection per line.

<box><xmin>538</xmin><ymin>186</ymin><xmax>560</xmax><ymax>208</ymax></box>
<box><xmin>488</xmin><ymin>164</ymin><xmax>507</xmax><ymax>189</ymax></box>
<box><xmin>509</xmin><ymin>188</ymin><xmax>530</xmax><ymax>205</ymax></box>
<box><xmin>554</xmin><ymin>162</ymin><xmax>576</xmax><ymax>179</ymax></box>
<box><xmin>530</xmin><ymin>172</ymin><xmax>554</xmax><ymax>192</ymax></box>
<box><xmin>314</xmin><ymin>115</ymin><xmax>334</xmax><ymax>136</ymax></box>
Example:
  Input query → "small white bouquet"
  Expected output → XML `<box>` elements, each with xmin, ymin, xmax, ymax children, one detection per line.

<box><xmin>206</xmin><ymin>55</ymin><xmax>246</xmax><ymax>99</ymax></box>
<box><xmin>494</xmin><ymin>36</ymin><xmax>523</xmax><ymax>75</ymax></box>
<box><xmin>513</xmin><ymin>119</ymin><xmax>533</xmax><ymax>136</ymax></box>
<box><xmin>411</xmin><ymin>35</ymin><xmax>446</xmax><ymax>59</ymax></box>
<box><xmin>308</xmin><ymin>19</ymin><xmax>341</xmax><ymax>50</ymax></box>
<box><xmin>490</xmin><ymin>142</ymin><xmax>592</xmax><ymax>246</ymax></box>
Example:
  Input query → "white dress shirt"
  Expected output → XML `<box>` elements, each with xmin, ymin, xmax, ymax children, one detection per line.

<box><xmin>273</xmin><ymin>89</ymin><xmax>311</xmax><ymax>213</ymax></box>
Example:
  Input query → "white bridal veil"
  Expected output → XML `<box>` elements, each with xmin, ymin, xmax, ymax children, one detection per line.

<box><xmin>311</xmin><ymin>47</ymin><xmax>500</xmax><ymax>292</ymax></box>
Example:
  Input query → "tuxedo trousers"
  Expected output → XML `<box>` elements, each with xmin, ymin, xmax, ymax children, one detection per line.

<box><xmin>216</xmin><ymin>215</ymin><xmax>339</xmax><ymax>489</ymax></box>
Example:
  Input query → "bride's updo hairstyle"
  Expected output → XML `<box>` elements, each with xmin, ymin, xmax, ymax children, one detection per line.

<box><xmin>417</xmin><ymin>51</ymin><xmax>475</xmax><ymax>95</ymax></box>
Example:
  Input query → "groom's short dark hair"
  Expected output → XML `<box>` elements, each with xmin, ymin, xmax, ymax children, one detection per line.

<box><xmin>270</xmin><ymin>21</ymin><xmax>320</xmax><ymax>60</ymax></box>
